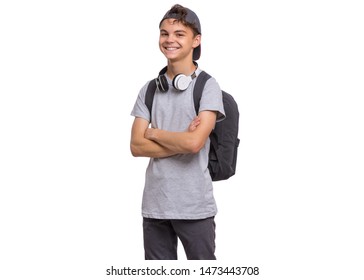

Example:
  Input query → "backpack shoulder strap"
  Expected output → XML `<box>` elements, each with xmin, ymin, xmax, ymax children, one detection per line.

<box><xmin>145</xmin><ymin>66</ymin><xmax>168</xmax><ymax>114</ymax></box>
<box><xmin>193</xmin><ymin>71</ymin><xmax>212</xmax><ymax>115</ymax></box>
<box><xmin>145</xmin><ymin>80</ymin><xmax>157</xmax><ymax>115</ymax></box>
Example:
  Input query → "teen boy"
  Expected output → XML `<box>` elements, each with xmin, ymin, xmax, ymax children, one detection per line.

<box><xmin>130</xmin><ymin>4</ymin><xmax>225</xmax><ymax>260</ymax></box>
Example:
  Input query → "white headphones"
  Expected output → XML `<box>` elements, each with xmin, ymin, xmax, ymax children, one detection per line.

<box><xmin>155</xmin><ymin>63</ymin><xmax>198</xmax><ymax>92</ymax></box>
<box><xmin>172</xmin><ymin>72</ymin><xmax>197</xmax><ymax>91</ymax></box>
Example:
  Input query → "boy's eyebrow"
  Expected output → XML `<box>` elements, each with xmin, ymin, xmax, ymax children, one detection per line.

<box><xmin>160</xmin><ymin>29</ymin><xmax>187</xmax><ymax>34</ymax></box>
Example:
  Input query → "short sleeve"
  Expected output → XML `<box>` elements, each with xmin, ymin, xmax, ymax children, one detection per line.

<box><xmin>198</xmin><ymin>77</ymin><xmax>226</xmax><ymax>122</ymax></box>
<box><xmin>130</xmin><ymin>81</ymin><xmax>151</xmax><ymax>122</ymax></box>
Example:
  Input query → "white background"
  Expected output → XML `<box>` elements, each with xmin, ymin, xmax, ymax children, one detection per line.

<box><xmin>1</xmin><ymin>0</ymin><xmax>363</xmax><ymax>279</ymax></box>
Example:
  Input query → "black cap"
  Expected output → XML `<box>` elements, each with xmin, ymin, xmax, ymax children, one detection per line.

<box><xmin>160</xmin><ymin>6</ymin><xmax>201</xmax><ymax>60</ymax></box>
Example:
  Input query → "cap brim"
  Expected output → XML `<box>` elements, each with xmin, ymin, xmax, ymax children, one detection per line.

<box><xmin>193</xmin><ymin>45</ymin><xmax>201</xmax><ymax>60</ymax></box>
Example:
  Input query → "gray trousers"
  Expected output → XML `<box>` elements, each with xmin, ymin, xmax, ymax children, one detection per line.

<box><xmin>143</xmin><ymin>216</ymin><xmax>216</xmax><ymax>260</ymax></box>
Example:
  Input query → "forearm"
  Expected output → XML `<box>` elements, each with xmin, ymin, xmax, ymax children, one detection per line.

<box><xmin>145</xmin><ymin>129</ymin><xmax>201</xmax><ymax>154</ymax></box>
<box><xmin>130</xmin><ymin>117</ymin><xmax>178</xmax><ymax>158</ymax></box>
<box><xmin>130</xmin><ymin>137</ymin><xmax>177</xmax><ymax>158</ymax></box>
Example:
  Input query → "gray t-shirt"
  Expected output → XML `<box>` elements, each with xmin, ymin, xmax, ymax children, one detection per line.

<box><xmin>131</xmin><ymin>68</ymin><xmax>225</xmax><ymax>219</ymax></box>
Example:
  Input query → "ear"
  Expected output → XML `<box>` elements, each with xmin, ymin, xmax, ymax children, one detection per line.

<box><xmin>192</xmin><ymin>34</ymin><xmax>201</xmax><ymax>48</ymax></box>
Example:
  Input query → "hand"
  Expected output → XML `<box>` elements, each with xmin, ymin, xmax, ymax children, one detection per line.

<box><xmin>188</xmin><ymin>116</ymin><xmax>201</xmax><ymax>132</ymax></box>
<box><xmin>144</xmin><ymin>127</ymin><xmax>157</xmax><ymax>140</ymax></box>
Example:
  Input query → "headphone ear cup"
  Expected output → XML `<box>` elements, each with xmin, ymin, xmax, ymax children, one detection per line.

<box><xmin>155</xmin><ymin>75</ymin><xmax>169</xmax><ymax>92</ymax></box>
<box><xmin>172</xmin><ymin>74</ymin><xmax>192</xmax><ymax>91</ymax></box>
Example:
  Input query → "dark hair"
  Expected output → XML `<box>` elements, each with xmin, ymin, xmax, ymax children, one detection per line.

<box><xmin>161</xmin><ymin>4</ymin><xmax>200</xmax><ymax>36</ymax></box>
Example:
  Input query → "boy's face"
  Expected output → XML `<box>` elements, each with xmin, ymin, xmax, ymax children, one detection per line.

<box><xmin>159</xmin><ymin>19</ymin><xmax>200</xmax><ymax>62</ymax></box>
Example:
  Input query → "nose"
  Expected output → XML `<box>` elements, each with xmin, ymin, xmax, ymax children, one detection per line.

<box><xmin>165</xmin><ymin>34</ymin><xmax>175</xmax><ymax>43</ymax></box>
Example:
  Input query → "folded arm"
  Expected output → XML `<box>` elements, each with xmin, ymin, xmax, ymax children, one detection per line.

<box><xmin>130</xmin><ymin>111</ymin><xmax>216</xmax><ymax>158</ymax></box>
<box><xmin>130</xmin><ymin>117</ymin><xmax>177</xmax><ymax>158</ymax></box>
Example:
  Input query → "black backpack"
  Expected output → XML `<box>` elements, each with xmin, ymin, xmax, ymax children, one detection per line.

<box><xmin>145</xmin><ymin>71</ymin><xmax>240</xmax><ymax>181</ymax></box>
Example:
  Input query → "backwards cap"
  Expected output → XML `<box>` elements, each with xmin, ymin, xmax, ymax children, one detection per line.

<box><xmin>159</xmin><ymin>5</ymin><xmax>201</xmax><ymax>60</ymax></box>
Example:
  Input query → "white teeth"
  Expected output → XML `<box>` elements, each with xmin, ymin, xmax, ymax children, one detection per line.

<box><xmin>166</xmin><ymin>47</ymin><xmax>177</xmax><ymax>50</ymax></box>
